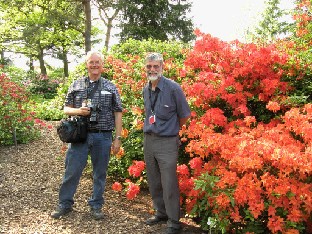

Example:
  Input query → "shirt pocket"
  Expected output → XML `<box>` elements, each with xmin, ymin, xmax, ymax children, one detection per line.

<box><xmin>74</xmin><ymin>95</ymin><xmax>83</xmax><ymax>103</ymax></box>
<box><xmin>73</xmin><ymin>89</ymin><xmax>86</xmax><ymax>107</ymax></box>
<box><xmin>102</xmin><ymin>93</ymin><xmax>113</xmax><ymax>105</ymax></box>
<box><xmin>157</xmin><ymin>104</ymin><xmax>176</xmax><ymax>120</ymax></box>
<box><xmin>100</xmin><ymin>91</ymin><xmax>113</xmax><ymax>111</ymax></box>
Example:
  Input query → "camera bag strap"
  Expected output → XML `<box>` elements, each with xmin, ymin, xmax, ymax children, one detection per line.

<box><xmin>85</xmin><ymin>77</ymin><xmax>103</xmax><ymax>98</ymax></box>
<box><xmin>86</xmin><ymin>78</ymin><xmax>101</xmax><ymax>99</ymax></box>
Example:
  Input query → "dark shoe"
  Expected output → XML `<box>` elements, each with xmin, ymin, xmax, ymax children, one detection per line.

<box><xmin>165</xmin><ymin>226</ymin><xmax>181</xmax><ymax>234</ymax></box>
<box><xmin>50</xmin><ymin>207</ymin><xmax>73</xmax><ymax>219</ymax></box>
<box><xmin>90</xmin><ymin>208</ymin><xmax>105</xmax><ymax>220</ymax></box>
<box><xmin>145</xmin><ymin>215</ymin><xmax>168</xmax><ymax>225</ymax></box>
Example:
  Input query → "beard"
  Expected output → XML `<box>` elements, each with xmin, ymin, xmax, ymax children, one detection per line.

<box><xmin>147</xmin><ymin>72</ymin><xmax>161</xmax><ymax>82</ymax></box>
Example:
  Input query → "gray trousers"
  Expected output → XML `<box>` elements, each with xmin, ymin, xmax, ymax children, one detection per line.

<box><xmin>143</xmin><ymin>134</ymin><xmax>181</xmax><ymax>228</ymax></box>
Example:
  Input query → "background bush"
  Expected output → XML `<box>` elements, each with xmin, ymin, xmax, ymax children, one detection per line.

<box><xmin>0</xmin><ymin>73</ymin><xmax>40</xmax><ymax>145</ymax></box>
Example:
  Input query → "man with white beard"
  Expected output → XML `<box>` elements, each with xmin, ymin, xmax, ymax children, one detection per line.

<box><xmin>142</xmin><ymin>52</ymin><xmax>191</xmax><ymax>234</ymax></box>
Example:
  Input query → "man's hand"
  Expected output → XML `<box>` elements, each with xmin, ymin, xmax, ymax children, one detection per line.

<box><xmin>64</xmin><ymin>106</ymin><xmax>91</xmax><ymax>116</ymax></box>
<box><xmin>79</xmin><ymin>106</ymin><xmax>91</xmax><ymax>116</ymax></box>
<box><xmin>111</xmin><ymin>139</ymin><xmax>121</xmax><ymax>154</ymax></box>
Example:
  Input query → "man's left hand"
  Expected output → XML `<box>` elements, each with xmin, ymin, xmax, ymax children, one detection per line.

<box><xmin>111</xmin><ymin>139</ymin><xmax>121</xmax><ymax>154</ymax></box>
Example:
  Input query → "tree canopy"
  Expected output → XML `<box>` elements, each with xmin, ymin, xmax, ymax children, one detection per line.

<box><xmin>0</xmin><ymin>0</ymin><xmax>86</xmax><ymax>75</ymax></box>
<box><xmin>118</xmin><ymin>0</ymin><xmax>195</xmax><ymax>43</ymax></box>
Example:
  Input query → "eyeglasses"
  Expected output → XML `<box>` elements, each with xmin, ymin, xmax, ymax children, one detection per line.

<box><xmin>146</xmin><ymin>64</ymin><xmax>160</xmax><ymax>70</ymax></box>
<box><xmin>88</xmin><ymin>60</ymin><xmax>101</xmax><ymax>65</ymax></box>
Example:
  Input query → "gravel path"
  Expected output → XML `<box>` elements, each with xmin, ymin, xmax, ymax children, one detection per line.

<box><xmin>0</xmin><ymin>121</ymin><xmax>203</xmax><ymax>234</ymax></box>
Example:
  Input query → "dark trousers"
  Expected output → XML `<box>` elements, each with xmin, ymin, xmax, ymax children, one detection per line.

<box><xmin>143</xmin><ymin>134</ymin><xmax>181</xmax><ymax>228</ymax></box>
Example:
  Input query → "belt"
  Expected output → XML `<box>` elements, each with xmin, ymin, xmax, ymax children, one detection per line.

<box><xmin>88</xmin><ymin>129</ymin><xmax>112</xmax><ymax>133</ymax></box>
<box><xmin>145</xmin><ymin>132</ymin><xmax>177</xmax><ymax>138</ymax></box>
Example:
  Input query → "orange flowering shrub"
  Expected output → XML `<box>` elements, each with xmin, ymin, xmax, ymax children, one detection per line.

<box><xmin>178</xmin><ymin>32</ymin><xmax>312</xmax><ymax>233</ymax></box>
<box><xmin>180</xmin><ymin>104</ymin><xmax>312</xmax><ymax>233</ymax></box>
<box><xmin>104</xmin><ymin>55</ymin><xmax>146</xmax><ymax>178</ymax></box>
<box><xmin>0</xmin><ymin>73</ymin><xmax>44</xmax><ymax>144</ymax></box>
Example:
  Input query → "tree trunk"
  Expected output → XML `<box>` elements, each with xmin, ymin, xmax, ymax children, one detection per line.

<box><xmin>83</xmin><ymin>0</ymin><xmax>92</xmax><ymax>53</ymax></box>
<box><xmin>0</xmin><ymin>49</ymin><xmax>4</xmax><ymax>62</ymax></box>
<box><xmin>29</xmin><ymin>56</ymin><xmax>34</xmax><ymax>72</ymax></box>
<box><xmin>96</xmin><ymin>2</ymin><xmax>120</xmax><ymax>52</ymax></box>
<box><xmin>104</xmin><ymin>18</ymin><xmax>113</xmax><ymax>51</ymax></box>
<box><xmin>63</xmin><ymin>52</ymin><xmax>69</xmax><ymax>77</ymax></box>
<box><xmin>38</xmin><ymin>47</ymin><xmax>47</xmax><ymax>75</ymax></box>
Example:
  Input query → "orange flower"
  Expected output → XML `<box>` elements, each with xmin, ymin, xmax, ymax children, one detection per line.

<box><xmin>249</xmin><ymin>200</ymin><xmax>264</xmax><ymax>219</ymax></box>
<box><xmin>132</xmin><ymin>118</ymin><xmax>144</xmax><ymax>130</ymax></box>
<box><xmin>284</xmin><ymin>229</ymin><xmax>299</xmax><ymax>234</ymax></box>
<box><xmin>131</xmin><ymin>106</ymin><xmax>143</xmax><ymax>116</ymax></box>
<box><xmin>267</xmin><ymin>205</ymin><xmax>276</xmax><ymax>217</ymax></box>
<box><xmin>266</xmin><ymin>101</ymin><xmax>280</xmax><ymax>113</ymax></box>
<box><xmin>114</xmin><ymin>146</ymin><xmax>124</xmax><ymax>159</ymax></box>
<box><xmin>112</xmin><ymin>182</ymin><xmax>122</xmax><ymax>192</ymax></box>
<box><xmin>128</xmin><ymin>160</ymin><xmax>145</xmax><ymax>177</ymax></box>
<box><xmin>215</xmin><ymin>193</ymin><xmax>230</xmax><ymax>209</ymax></box>
<box><xmin>267</xmin><ymin>216</ymin><xmax>284</xmax><ymax>233</ymax></box>
<box><xmin>126</xmin><ymin>182</ymin><xmax>140</xmax><ymax>200</ymax></box>
<box><xmin>230</xmin><ymin>207</ymin><xmax>242</xmax><ymax>222</ymax></box>
<box><xmin>177</xmin><ymin>164</ymin><xmax>190</xmax><ymax>177</ymax></box>
<box><xmin>244</xmin><ymin>116</ymin><xmax>256</xmax><ymax>127</ymax></box>
<box><xmin>121</xmin><ymin>128</ymin><xmax>129</xmax><ymax>138</ymax></box>
<box><xmin>287</xmin><ymin>208</ymin><xmax>303</xmax><ymax>223</ymax></box>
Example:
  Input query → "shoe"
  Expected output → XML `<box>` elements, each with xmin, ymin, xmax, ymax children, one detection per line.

<box><xmin>145</xmin><ymin>215</ymin><xmax>168</xmax><ymax>225</ymax></box>
<box><xmin>50</xmin><ymin>207</ymin><xmax>73</xmax><ymax>219</ymax></box>
<box><xmin>90</xmin><ymin>208</ymin><xmax>105</xmax><ymax>220</ymax></box>
<box><xmin>165</xmin><ymin>226</ymin><xmax>181</xmax><ymax>234</ymax></box>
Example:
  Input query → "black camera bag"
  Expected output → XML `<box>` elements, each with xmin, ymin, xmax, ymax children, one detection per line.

<box><xmin>57</xmin><ymin>116</ymin><xmax>88</xmax><ymax>143</ymax></box>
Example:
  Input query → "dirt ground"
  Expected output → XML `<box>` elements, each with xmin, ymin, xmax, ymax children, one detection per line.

<box><xmin>0</xmin><ymin>121</ymin><xmax>204</xmax><ymax>234</ymax></box>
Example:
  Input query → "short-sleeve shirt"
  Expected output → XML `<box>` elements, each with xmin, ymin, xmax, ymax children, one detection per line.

<box><xmin>143</xmin><ymin>76</ymin><xmax>190</xmax><ymax>136</ymax></box>
<box><xmin>65</xmin><ymin>76</ymin><xmax>122</xmax><ymax>131</ymax></box>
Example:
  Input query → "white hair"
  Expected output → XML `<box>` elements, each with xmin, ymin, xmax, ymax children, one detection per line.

<box><xmin>85</xmin><ymin>50</ymin><xmax>104</xmax><ymax>62</ymax></box>
<box><xmin>145</xmin><ymin>52</ymin><xmax>163</xmax><ymax>63</ymax></box>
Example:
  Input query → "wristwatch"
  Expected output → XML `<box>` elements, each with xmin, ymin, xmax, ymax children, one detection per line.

<box><xmin>116</xmin><ymin>136</ymin><xmax>122</xmax><ymax>140</ymax></box>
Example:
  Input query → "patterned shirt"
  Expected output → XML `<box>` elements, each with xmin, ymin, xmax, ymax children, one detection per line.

<box><xmin>65</xmin><ymin>76</ymin><xmax>122</xmax><ymax>131</ymax></box>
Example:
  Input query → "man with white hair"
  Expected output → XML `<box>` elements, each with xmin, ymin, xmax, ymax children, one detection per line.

<box><xmin>51</xmin><ymin>51</ymin><xmax>123</xmax><ymax>220</ymax></box>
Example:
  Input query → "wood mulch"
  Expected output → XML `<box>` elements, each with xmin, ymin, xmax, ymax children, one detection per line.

<box><xmin>0</xmin><ymin>121</ymin><xmax>205</xmax><ymax>234</ymax></box>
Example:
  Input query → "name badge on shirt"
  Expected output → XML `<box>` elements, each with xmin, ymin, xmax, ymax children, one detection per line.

<box><xmin>101</xmin><ymin>90</ymin><xmax>111</xmax><ymax>95</ymax></box>
<box><xmin>149</xmin><ymin>114</ymin><xmax>156</xmax><ymax>124</ymax></box>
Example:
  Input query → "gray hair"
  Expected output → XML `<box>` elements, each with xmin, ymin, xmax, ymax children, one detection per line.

<box><xmin>145</xmin><ymin>52</ymin><xmax>163</xmax><ymax>63</ymax></box>
<box><xmin>85</xmin><ymin>50</ymin><xmax>104</xmax><ymax>62</ymax></box>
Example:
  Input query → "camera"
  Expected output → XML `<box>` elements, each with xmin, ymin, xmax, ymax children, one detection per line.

<box><xmin>87</xmin><ymin>102</ymin><xmax>101</xmax><ymax>124</ymax></box>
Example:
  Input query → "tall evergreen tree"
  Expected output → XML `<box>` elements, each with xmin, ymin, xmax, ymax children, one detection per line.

<box><xmin>247</xmin><ymin>0</ymin><xmax>294</xmax><ymax>43</ymax></box>
<box><xmin>118</xmin><ymin>0</ymin><xmax>195</xmax><ymax>43</ymax></box>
